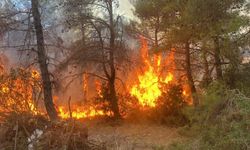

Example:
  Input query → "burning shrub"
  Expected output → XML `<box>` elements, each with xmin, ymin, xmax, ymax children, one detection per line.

<box><xmin>94</xmin><ymin>83</ymin><xmax>144</xmax><ymax>119</ymax></box>
<box><xmin>94</xmin><ymin>84</ymin><xmax>112</xmax><ymax>114</ymax></box>
<box><xmin>0</xmin><ymin>68</ymin><xmax>42</xmax><ymax>114</ymax></box>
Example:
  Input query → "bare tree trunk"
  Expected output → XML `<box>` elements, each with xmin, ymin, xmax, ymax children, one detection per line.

<box><xmin>31</xmin><ymin>0</ymin><xmax>58</xmax><ymax>120</ymax></box>
<box><xmin>108</xmin><ymin>0</ymin><xmax>121</xmax><ymax>119</ymax></box>
<box><xmin>185</xmin><ymin>42</ymin><xmax>198</xmax><ymax>107</ymax></box>
<box><xmin>154</xmin><ymin>15</ymin><xmax>160</xmax><ymax>49</ymax></box>
<box><xmin>202</xmin><ymin>49</ymin><xmax>212</xmax><ymax>86</ymax></box>
<box><xmin>214</xmin><ymin>36</ymin><xmax>223</xmax><ymax>80</ymax></box>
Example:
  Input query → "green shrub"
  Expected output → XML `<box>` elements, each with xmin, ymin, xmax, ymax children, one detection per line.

<box><xmin>152</xmin><ymin>84</ymin><xmax>189</xmax><ymax>127</ymax></box>
<box><xmin>224</xmin><ymin>63</ymin><xmax>250</xmax><ymax>96</ymax></box>
<box><xmin>235</xmin><ymin>63</ymin><xmax>250</xmax><ymax>96</ymax></box>
<box><xmin>169</xmin><ymin>83</ymin><xmax>250</xmax><ymax>150</ymax></box>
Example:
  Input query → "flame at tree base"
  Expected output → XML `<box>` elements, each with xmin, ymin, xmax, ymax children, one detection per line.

<box><xmin>58</xmin><ymin>105</ymin><xmax>111</xmax><ymax>119</ymax></box>
<box><xmin>129</xmin><ymin>38</ymin><xmax>191</xmax><ymax>108</ymax></box>
<box><xmin>0</xmin><ymin>38</ymin><xmax>192</xmax><ymax>120</ymax></box>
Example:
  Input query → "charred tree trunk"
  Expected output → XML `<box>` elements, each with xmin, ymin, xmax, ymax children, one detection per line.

<box><xmin>31</xmin><ymin>0</ymin><xmax>58</xmax><ymax>120</ymax></box>
<box><xmin>214</xmin><ymin>36</ymin><xmax>223</xmax><ymax>80</ymax></box>
<box><xmin>108</xmin><ymin>78</ymin><xmax>121</xmax><ymax>119</ymax></box>
<box><xmin>185</xmin><ymin>42</ymin><xmax>198</xmax><ymax>107</ymax></box>
<box><xmin>108</xmin><ymin>1</ymin><xmax>121</xmax><ymax>119</ymax></box>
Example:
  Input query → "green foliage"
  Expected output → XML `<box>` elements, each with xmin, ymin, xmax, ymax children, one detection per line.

<box><xmin>135</xmin><ymin>0</ymin><xmax>176</xmax><ymax>21</ymax></box>
<box><xmin>169</xmin><ymin>82</ymin><xmax>250</xmax><ymax>150</ymax></box>
<box><xmin>152</xmin><ymin>84</ymin><xmax>189</xmax><ymax>127</ymax></box>
<box><xmin>134</xmin><ymin>0</ymin><xmax>177</xmax><ymax>49</ymax></box>
<box><xmin>234</xmin><ymin>63</ymin><xmax>250</xmax><ymax>96</ymax></box>
<box><xmin>223</xmin><ymin>63</ymin><xmax>250</xmax><ymax>96</ymax></box>
<box><xmin>158</xmin><ymin>84</ymin><xmax>186</xmax><ymax>115</ymax></box>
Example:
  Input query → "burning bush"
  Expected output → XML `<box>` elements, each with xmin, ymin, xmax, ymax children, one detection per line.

<box><xmin>0</xmin><ymin>68</ymin><xmax>42</xmax><ymax>114</ymax></box>
<box><xmin>94</xmin><ymin>84</ymin><xmax>114</xmax><ymax>115</ymax></box>
<box><xmin>125</xmin><ymin>83</ymin><xmax>189</xmax><ymax>126</ymax></box>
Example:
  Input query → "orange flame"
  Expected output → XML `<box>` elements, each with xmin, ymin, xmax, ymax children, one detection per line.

<box><xmin>0</xmin><ymin>68</ymin><xmax>41</xmax><ymax>114</ymax></box>
<box><xmin>0</xmin><ymin>42</ymin><xmax>192</xmax><ymax>120</ymax></box>
<box><xmin>58</xmin><ymin>105</ymin><xmax>110</xmax><ymax>119</ymax></box>
<box><xmin>95</xmin><ymin>79</ymin><xmax>103</xmax><ymax>98</ymax></box>
<box><xmin>56</xmin><ymin>78</ymin><xmax>110</xmax><ymax>120</ymax></box>
<box><xmin>130</xmin><ymin>38</ymin><xmax>177</xmax><ymax>107</ymax></box>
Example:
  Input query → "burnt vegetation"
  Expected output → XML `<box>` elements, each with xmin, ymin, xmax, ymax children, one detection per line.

<box><xmin>0</xmin><ymin>0</ymin><xmax>250</xmax><ymax>149</ymax></box>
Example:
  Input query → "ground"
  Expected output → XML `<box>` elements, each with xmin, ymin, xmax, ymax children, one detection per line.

<box><xmin>86</xmin><ymin>120</ymin><xmax>183</xmax><ymax>150</ymax></box>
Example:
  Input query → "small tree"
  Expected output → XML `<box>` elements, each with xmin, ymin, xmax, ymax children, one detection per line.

<box><xmin>156</xmin><ymin>83</ymin><xmax>188</xmax><ymax>126</ymax></box>
<box><xmin>61</xmin><ymin>0</ymin><xmax>130</xmax><ymax>119</ymax></box>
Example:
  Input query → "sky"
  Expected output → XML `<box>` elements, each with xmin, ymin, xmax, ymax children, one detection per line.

<box><xmin>7</xmin><ymin>0</ymin><xmax>136</xmax><ymax>21</ymax></box>
<box><xmin>0</xmin><ymin>0</ymin><xmax>137</xmax><ymax>65</ymax></box>
<box><xmin>118</xmin><ymin>0</ymin><xmax>135</xmax><ymax>20</ymax></box>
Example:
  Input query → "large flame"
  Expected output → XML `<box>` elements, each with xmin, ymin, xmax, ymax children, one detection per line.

<box><xmin>0</xmin><ymin>67</ymin><xmax>110</xmax><ymax>119</ymax></box>
<box><xmin>56</xmin><ymin>78</ymin><xmax>111</xmax><ymax>119</ymax></box>
<box><xmin>130</xmin><ymin>38</ymin><xmax>179</xmax><ymax>107</ymax></box>
<box><xmin>0</xmin><ymin>38</ymin><xmax>192</xmax><ymax>120</ymax></box>
<box><xmin>0</xmin><ymin>68</ymin><xmax>41</xmax><ymax>114</ymax></box>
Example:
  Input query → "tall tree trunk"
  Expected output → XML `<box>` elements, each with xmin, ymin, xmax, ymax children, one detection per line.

<box><xmin>202</xmin><ymin>49</ymin><xmax>212</xmax><ymax>86</ymax></box>
<box><xmin>108</xmin><ymin>1</ymin><xmax>121</xmax><ymax>119</ymax></box>
<box><xmin>185</xmin><ymin>42</ymin><xmax>198</xmax><ymax>106</ymax></box>
<box><xmin>31</xmin><ymin>0</ymin><xmax>58</xmax><ymax>120</ymax></box>
<box><xmin>214</xmin><ymin>36</ymin><xmax>223</xmax><ymax>80</ymax></box>
<box><xmin>154</xmin><ymin>15</ymin><xmax>160</xmax><ymax>49</ymax></box>
<box><xmin>109</xmin><ymin>79</ymin><xmax>121</xmax><ymax>119</ymax></box>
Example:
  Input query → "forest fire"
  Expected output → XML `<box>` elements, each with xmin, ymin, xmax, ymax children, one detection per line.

<box><xmin>0</xmin><ymin>39</ymin><xmax>191</xmax><ymax>120</ymax></box>
<box><xmin>56</xmin><ymin>82</ymin><xmax>111</xmax><ymax>119</ymax></box>
<box><xmin>0</xmin><ymin>0</ymin><xmax>248</xmax><ymax>148</ymax></box>
<box><xmin>58</xmin><ymin>105</ymin><xmax>109</xmax><ymax>119</ymax></box>
<box><xmin>0</xmin><ymin>68</ymin><xmax>41</xmax><ymax>114</ymax></box>
<box><xmin>0</xmin><ymin>67</ymin><xmax>110</xmax><ymax>120</ymax></box>
<box><xmin>129</xmin><ymin>38</ymin><xmax>189</xmax><ymax>107</ymax></box>
<box><xmin>95</xmin><ymin>79</ymin><xmax>103</xmax><ymax>98</ymax></box>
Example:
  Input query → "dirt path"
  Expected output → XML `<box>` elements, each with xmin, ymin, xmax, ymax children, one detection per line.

<box><xmin>87</xmin><ymin>122</ymin><xmax>182</xmax><ymax>150</ymax></box>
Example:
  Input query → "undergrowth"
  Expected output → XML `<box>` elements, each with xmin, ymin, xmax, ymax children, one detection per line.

<box><xmin>169</xmin><ymin>82</ymin><xmax>250</xmax><ymax>150</ymax></box>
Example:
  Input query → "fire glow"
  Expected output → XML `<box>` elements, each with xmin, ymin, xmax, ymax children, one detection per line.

<box><xmin>58</xmin><ymin>105</ymin><xmax>110</xmax><ymax>119</ymax></box>
<box><xmin>0</xmin><ymin>38</ymin><xmax>191</xmax><ymax>120</ymax></box>
<box><xmin>0</xmin><ymin>69</ymin><xmax>40</xmax><ymax>114</ymax></box>
<box><xmin>129</xmin><ymin>38</ymin><xmax>181</xmax><ymax>107</ymax></box>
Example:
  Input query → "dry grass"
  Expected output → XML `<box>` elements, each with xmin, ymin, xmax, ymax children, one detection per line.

<box><xmin>86</xmin><ymin>120</ymin><xmax>183</xmax><ymax>150</ymax></box>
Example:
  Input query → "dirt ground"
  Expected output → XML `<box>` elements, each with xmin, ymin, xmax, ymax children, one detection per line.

<box><xmin>86</xmin><ymin>120</ymin><xmax>183</xmax><ymax>150</ymax></box>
